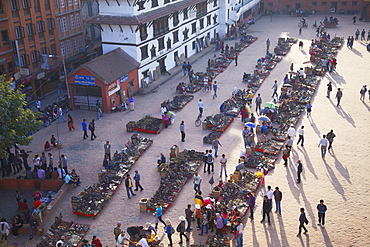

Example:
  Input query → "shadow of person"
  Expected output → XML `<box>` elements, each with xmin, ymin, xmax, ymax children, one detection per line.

<box><xmin>330</xmin><ymin>149</ymin><xmax>352</xmax><ymax>184</ymax></box>
<box><xmin>262</xmin><ymin>220</ymin><xmax>273</xmax><ymax>247</ymax></box>
<box><xmin>277</xmin><ymin>215</ymin><xmax>291</xmax><ymax>247</ymax></box>
<box><xmin>300</xmin><ymin>50</ymin><xmax>307</xmax><ymax>55</ymax></box>
<box><xmin>308</xmin><ymin>118</ymin><xmax>321</xmax><ymax>139</ymax></box>
<box><xmin>297</xmin><ymin>146</ymin><xmax>318</xmax><ymax>179</ymax></box>
<box><xmin>321</xmin><ymin>227</ymin><xmax>334</xmax><ymax>247</ymax></box>
<box><xmin>251</xmin><ymin>218</ymin><xmax>260</xmax><ymax>247</ymax></box>
<box><xmin>328</xmin><ymin>99</ymin><xmax>356</xmax><ymax>127</ymax></box>
<box><xmin>350</xmin><ymin>48</ymin><xmax>363</xmax><ymax>57</ymax></box>
<box><xmin>297</xmin><ymin>234</ymin><xmax>306</xmax><ymax>246</ymax></box>
<box><xmin>304</xmin><ymin>233</ymin><xmax>310</xmax><ymax>247</ymax></box>
<box><xmin>362</xmin><ymin>101</ymin><xmax>370</xmax><ymax>112</ymax></box>
<box><xmin>286</xmin><ymin>161</ymin><xmax>301</xmax><ymax>204</ymax></box>
<box><xmin>323</xmin><ymin>159</ymin><xmax>347</xmax><ymax>201</ymax></box>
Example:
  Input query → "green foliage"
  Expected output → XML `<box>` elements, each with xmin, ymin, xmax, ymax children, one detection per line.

<box><xmin>0</xmin><ymin>76</ymin><xmax>42</xmax><ymax>157</ymax></box>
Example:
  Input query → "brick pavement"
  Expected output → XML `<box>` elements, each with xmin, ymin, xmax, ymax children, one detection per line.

<box><xmin>2</xmin><ymin>14</ymin><xmax>370</xmax><ymax>246</ymax></box>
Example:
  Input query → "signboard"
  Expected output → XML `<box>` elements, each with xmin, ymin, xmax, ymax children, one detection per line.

<box><xmin>108</xmin><ymin>80</ymin><xmax>120</xmax><ymax>96</ymax></box>
<box><xmin>120</xmin><ymin>74</ymin><xmax>128</xmax><ymax>84</ymax></box>
<box><xmin>19</xmin><ymin>68</ymin><xmax>29</xmax><ymax>76</ymax></box>
<box><xmin>40</xmin><ymin>54</ymin><xmax>49</xmax><ymax>70</ymax></box>
<box><xmin>74</xmin><ymin>75</ymin><xmax>95</xmax><ymax>86</ymax></box>
<box><xmin>36</xmin><ymin>72</ymin><xmax>45</xmax><ymax>80</ymax></box>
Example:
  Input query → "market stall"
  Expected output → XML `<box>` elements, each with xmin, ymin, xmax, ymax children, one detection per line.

<box><xmin>133</xmin><ymin>116</ymin><xmax>164</xmax><ymax>134</ymax></box>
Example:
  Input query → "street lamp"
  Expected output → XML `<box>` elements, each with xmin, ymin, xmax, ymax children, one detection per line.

<box><xmin>52</xmin><ymin>104</ymin><xmax>62</xmax><ymax>165</ymax></box>
<box><xmin>48</xmin><ymin>55</ymin><xmax>70</xmax><ymax>100</ymax></box>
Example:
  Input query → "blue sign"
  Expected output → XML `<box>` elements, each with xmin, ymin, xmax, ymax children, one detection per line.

<box><xmin>120</xmin><ymin>74</ymin><xmax>128</xmax><ymax>84</ymax></box>
<box><xmin>74</xmin><ymin>75</ymin><xmax>95</xmax><ymax>86</ymax></box>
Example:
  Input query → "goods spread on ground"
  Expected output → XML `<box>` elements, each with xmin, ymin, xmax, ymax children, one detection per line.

<box><xmin>37</xmin><ymin>214</ymin><xmax>89</xmax><ymax>247</ymax></box>
<box><xmin>202</xmin><ymin>114</ymin><xmax>234</xmax><ymax>144</ymax></box>
<box><xmin>161</xmin><ymin>94</ymin><xmax>194</xmax><ymax>111</ymax></box>
<box><xmin>147</xmin><ymin>149</ymin><xmax>203</xmax><ymax>211</ymax></box>
<box><xmin>71</xmin><ymin>135</ymin><xmax>152</xmax><ymax>217</ymax></box>
<box><xmin>133</xmin><ymin>115</ymin><xmax>164</xmax><ymax>134</ymax></box>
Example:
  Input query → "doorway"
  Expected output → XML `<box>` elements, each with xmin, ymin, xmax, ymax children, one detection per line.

<box><xmin>157</xmin><ymin>57</ymin><xmax>166</xmax><ymax>74</ymax></box>
<box><xmin>184</xmin><ymin>45</ymin><xmax>188</xmax><ymax>58</ymax></box>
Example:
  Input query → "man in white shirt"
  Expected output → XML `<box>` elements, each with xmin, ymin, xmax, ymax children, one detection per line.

<box><xmin>193</xmin><ymin>172</ymin><xmax>202</xmax><ymax>193</ymax></box>
<box><xmin>297</xmin><ymin>126</ymin><xmax>305</xmax><ymax>146</ymax></box>
<box><xmin>116</xmin><ymin>231</ymin><xmax>131</xmax><ymax>246</ymax></box>
<box><xmin>198</xmin><ymin>99</ymin><xmax>204</xmax><ymax>116</ymax></box>
<box><xmin>318</xmin><ymin>135</ymin><xmax>329</xmax><ymax>158</ymax></box>
<box><xmin>288</xmin><ymin>125</ymin><xmax>296</xmax><ymax>141</ymax></box>
<box><xmin>236</xmin><ymin>220</ymin><xmax>244</xmax><ymax>247</ymax></box>
<box><xmin>266</xmin><ymin>185</ymin><xmax>273</xmax><ymax>203</ymax></box>
<box><xmin>136</xmin><ymin>236</ymin><xmax>149</xmax><ymax>247</ymax></box>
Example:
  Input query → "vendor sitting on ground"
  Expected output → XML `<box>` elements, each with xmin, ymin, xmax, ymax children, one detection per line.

<box><xmin>44</xmin><ymin>141</ymin><xmax>51</xmax><ymax>151</ymax></box>
<box><xmin>70</xmin><ymin>169</ymin><xmax>81</xmax><ymax>187</ymax></box>
<box><xmin>235</xmin><ymin>162</ymin><xmax>248</xmax><ymax>172</ymax></box>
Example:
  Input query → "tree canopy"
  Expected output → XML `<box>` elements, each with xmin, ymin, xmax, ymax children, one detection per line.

<box><xmin>0</xmin><ymin>76</ymin><xmax>41</xmax><ymax>157</ymax></box>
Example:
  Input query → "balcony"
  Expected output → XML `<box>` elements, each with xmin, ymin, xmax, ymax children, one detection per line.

<box><xmin>231</xmin><ymin>0</ymin><xmax>260</xmax><ymax>21</ymax></box>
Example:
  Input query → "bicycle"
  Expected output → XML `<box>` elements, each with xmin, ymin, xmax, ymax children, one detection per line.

<box><xmin>298</xmin><ymin>22</ymin><xmax>308</xmax><ymax>28</ymax></box>
<box><xmin>195</xmin><ymin>113</ymin><xmax>202</xmax><ymax>127</ymax></box>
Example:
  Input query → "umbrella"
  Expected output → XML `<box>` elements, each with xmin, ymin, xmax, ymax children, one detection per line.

<box><xmin>258</xmin><ymin>116</ymin><xmax>271</xmax><ymax>122</ymax></box>
<box><xmin>282</xmin><ymin>83</ymin><xmax>292</xmax><ymax>87</ymax></box>
<box><xmin>246</xmin><ymin>122</ymin><xmax>256</xmax><ymax>128</ymax></box>
<box><xmin>266</xmin><ymin>102</ymin><xmax>278</xmax><ymax>109</ymax></box>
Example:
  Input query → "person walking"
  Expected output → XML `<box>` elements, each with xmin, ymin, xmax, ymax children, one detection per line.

<box><xmin>248</xmin><ymin>192</ymin><xmax>255</xmax><ymax>220</ymax></box>
<box><xmin>193</xmin><ymin>171</ymin><xmax>202</xmax><ymax>193</ymax></box>
<box><xmin>0</xmin><ymin>218</ymin><xmax>10</xmax><ymax>240</ymax></box>
<box><xmin>318</xmin><ymin>135</ymin><xmax>329</xmax><ymax>158</ymax></box>
<box><xmin>286</xmin><ymin>136</ymin><xmax>293</xmax><ymax>150</ymax></box>
<box><xmin>266</xmin><ymin>38</ymin><xmax>270</xmax><ymax>51</ymax></box>
<box><xmin>235</xmin><ymin>54</ymin><xmax>238</xmax><ymax>66</ymax></box>
<box><xmin>129</xmin><ymin>97</ymin><xmax>135</xmax><ymax>111</ymax></box>
<box><xmin>198</xmin><ymin>99</ymin><xmax>204</xmax><ymax>116</ymax></box>
<box><xmin>206</xmin><ymin>150</ymin><xmax>214</xmax><ymax>174</ymax></box>
<box><xmin>57</xmin><ymin>106</ymin><xmax>67</xmax><ymax>123</ymax></box>
<box><xmin>326</xmin><ymin>130</ymin><xmax>336</xmax><ymax>150</ymax></box>
<box><xmin>124</xmin><ymin>174</ymin><xmax>136</xmax><ymax>199</ymax></box>
<box><xmin>185</xmin><ymin>204</ymin><xmax>193</xmax><ymax>232</ymax></box>
<box><xmin>182</xmin><ymin>61</ymin><xmax>188</xmax><ymax>76</ymax></box>
<box><xmin>61</xmin><ymin>154</ymin><xmax>68</xmax><ymax>174</ymax></box>
<box><xmin>89</xmin><ymin>119</ymin><xmax>96</xmax><ymax>140</ymax></box>
<box><xmin>29</xmin><ymin>214</ymin><xmax>38</xmax><ymax>240</ymax></box>
<box><xmin>215</xmin><ymin>213</ymin><xmax>224</xmax><ymax>237</ymax></box>
<box><xmin>273</xmin><ymin>187</ymin><xmax>283</xmax><ymax>216</ymax></box>
<box><xmin>360</xmin><ymin>85</ymin><xmax>367</xmax><ymax>101</ymax></box>
<box><xmin>327</xmin><ymin>82</ymin><xmax>333</xmax><ymax>98</ymax></box>
<box><xmin>296</xmin><ymin>160</ymin><xmax>303</xmax><ymax>183</ymax></box>
<box><xmin>282</xmin><ymin>145</ymin><xmax>290</xmax><ymax>167</ymax></box>
<box><xmin>67</xmin><ymin>115</ymin><xmax>75</xmax><ymax>131</ymax></box>
<box><xmin>297</xmin><ymin>208</ymin><xmax>309</xmax><ymax>236</ymax></box>
<box><xmin>219</xmin><ymin>154</ymin><xmax>227</xmax><ymax>178</ymax></box>
<box><xmin>288</xmin><ymin>125</ymin><xmax>296</xmax><ymax>141</ymax></box>
<box><xmin>255</xmin><ymin>93</ymin><xmax>262</xmax><ymax>114</ymax></box>
<box><xmin>212</xmin><ymin>81</ymin><xmax>219</xmax><ymax>99</ymax></box>
<box><xmin>81</xmin><ymin>119</ymin><xmax>88</xmax><ymax>139</ymax></box>
<box><xmin>96</xmin><ymin>100</ymin><xmax>102</xmax><ymax>120</ymax></box>
<box><xmin>177</xmin><ymin>216</ymin><xmax>189</xmax><ymax>244</ymax></box>
<box><xmin>335</xmin><ymin>88</ymin><xmax>343</xmax><ymax>107</ymax></box>
<box><xmin>361</xmin><ymin>29</ymin><xmax>366</xmax><ymax>41</ymax></box>
<box><xmin>36</xmin><ymin>99</ymin><xmax>41</xmax><ymax>111</ymax></box>
<box><xmin>179</xmin><ymin>121</ymin><xmax>185</xmax><ymax>142</ymax></box>
<box><xmin>133</xmin><ymin>169</ymin><xmax>144</xmax><ymax>191</ymax></box>
<box><xmin>260</xmin><ymin>196</ymin><xmax>272</xmax><ymax>225</ymax></box>
<box><xmin>235</xmin><ymin>219</ymin><xmax>243</xmax><ymax>247</ymax></box>
<box><xmin>203</xmin><ymin>150</ymin><xmax>209</xmax><ymax>173</ymax></box>
<box><xmin>297</xmin><ymin>126</ymin><xmax>304</xmax><ymax>146</ymax></box>
<box><xmin>113</xmin><ymin>222</ymin><xmax>122</xmax><ymax>242</ymax></box>
<box><xmin>154</xmin><ymin>204</ymin><xmax>167</xmax><ymax>229</ymax></box>
<box><xmin>306</xmin><ymin>101</ymin><xmax>312</xmax><ymax>117</ymax></box>
<box><xmin>272</xmin><ymin>80</ymin><xmax>278</xmax><ymax>98</ymax></box>
<box><xmin>211</xmin><ymin>138</ymin><xmax>222</xmax><ymax>158</ymax></box>
<box><xmin>317</xmin><ymin>200</ymin><xmax>327</xmax><ymax>227</ymax></box>
<box><xmin>164</xmin><ymin>219</ymin><xmax>174</xmax><ymax>246</ymax></box>
<box><xmin>266</xmin><ymin>185</ymin><xmax>273</xmax><ymax>204</ymax></box>
<box><xmin>199</xmin><ymin>208</ymin><xmax>209</xmax><ymax>236</ymax></box>
<box><xmin>104</xmin><ymin>141</ymin><xmax>111</xmax><ymax>160</ymax></box>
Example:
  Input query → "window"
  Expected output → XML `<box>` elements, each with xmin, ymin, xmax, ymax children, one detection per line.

<box><xmin>352</xmin><ymin>1</ymin><xmax>357</xmax><ymax>6</ymax></box>
<box><xmin>66</xmin><ymin>40</ymin><xmax>71</xmax><ymax>54</ymax></box>
<box><xmin>50</xmin><ymin>43</ymin><xmax>57</xmax><ymax>57</ymax></box>
<box><xmin>151</xmin><ymin>0</ymin><xmax>158</xmax><ymax>8</ymax></box>
<box><xmin>44</xmin><ymin>0</ymin><xmax>50</xmax><ymax>10</ymax></box>
<box><xmin>139</xmin><ymin>24</ymin><xmax>148</xmax><ymax>41</ymax></box>
<box><xmin>37</xmin><ymin>20</ymin><xmax>45</xmax><ymax>38</ymax></box>
<box><xmin>312</xmin><ymin>2</ymin><xmax>317</xmax><ymax>6</ymax></box>
<box><xmin>22</xmin><ymin>0</ymin><xmax>31</xmax><ymax>9</ymax></box>
<box><xmin>73</xmin><ymin>37</ymin><xmax>77</xmax><ymax>51</ymax></box>
<box><xmin>153</xmin><ymin>16</ymin><xmax>169</xmax><ymax>38</ymax></box>
<box><xmin>47</xmin><ymin>18</ymin><xmax>55</xmax><ymax>30</ymax></box>
<box><xmin>137</xmin><ymin>0</ymin><xmax>145</xmax><ymax>11</ymax></box>
<box><xmin>192</xmin><ymin>41</ymin><xmax>195</xmax><ymax>50</ymax></box>
<box><xmin>164</xmin><ymin>0</ymin><xmax>170</xmax><ymax>3</ymax></box>
<box><xmin>68</xmin><ymin>0</ymin><xmax>72</xmax><ymax>6</ymax></box>
<box><xmin>191</xmin><ymin>22</ymin><xmax>196</xmax><ymax>34</ymax></box>
<box><xmin>58</xmin><ymin>18</ymin><xmax>63</xmax><ymax>32</ymax></box>
<box><xmin>173</xmin><ymin>11</ymin><xmax>179</xmax><ymax>27</ymax></box>
<box><xmin>55</xmin><ymin>0</ymin><xmax>59</xmax><ymax>8</ymax></box>
<box><xmin>60</xmin><ymin>41</ymin><xmax>65</xmax><ymax>56</ymax></box>
<box><xmin>213</xmin><ymin>0</ymin><xmax>217</xmax><ymax>7</ymax></box>
<box><xmin>7</xmin><ymin>62</ymin><xmax>15</xmax><ymax>74</ymax></box>
<box><xmin>1</xmin><ymin>30</ymin><xmax>10</xmax><ymax>46</ymax></box>
<box><xmin>87</xmin><ymin>1</ymin><xmax>93</xmax><ymax>16</ymax></box>
<box><xmin>20</xmin><ymin>54</ymin><xmax>29</xmax><ymax>66</ymax></box>
<box><xmin>78</xmin><ymin>35</ymin><xmax>83</xmax><ymax>49</ymax></box>
<box><xmin>213</xmin><ymin>14</ymin><xmax>217</xmax><ymax>24</ymax></box>
<box><xmin>183</xmin><ymin>27</ymin><xmax>189</xmax><ymax>40</ymax></box>
<box><xmin>196</xmin><ymin>2</ymin><xmax>207</xmax><ymax>18</ymax></box>
<box><xmin>166</xmin><ymin>38</ymin><xmax>171</xmax><ymax>50</ymax></box>
<box><xmin>183</xmin><ymin>8</ymin><xmax>188</xmax><ymax>20</ymax></box>
<box><xmin>74</xmin><ymin>0</ymin><xmax>77</xmax><ymax>4</ymax></box>
<box><xmin>14</xmin><ymin>26</ymin><xmax>24</xmax><ymax>39</ymax></box>
<box><xmin>158</xmin><ymin>37</ymin><xmax>165</xmax><ymax>51</ymax></box>
<box><xmin>41</xmin><ymin>47</ymin><xmax>48</xmax><ymax>54</ymax></box>
<box><xmin>26</xmin><ymin>23</ymin><xmax>35</xmax><ymax>42</ymax></box>
<box><xmin>140</xmin><ymin>45</ymin><xmax>148</xmax><ymax>60</ymax></box>
<box><xmin>30</xmin><ymin>50</ymin><xmax>39</xmax><ymax>68</ymax></box>
<box><xmin>322</xmin><ymin>2</ymin><xmax>327</xmax><ymax>6</ymax></box>
<box><xmin>268</xmin><ymin>2</ymin><xmax>273</xmax><ymax>6</ymax></box>
<box><xmin>60</xmin><ymin>0</ymin><xmax>64</xmax><ymax>8</ymax></box>
<box><xmin>173</xmin><ymin>30</ymin><xmax>179</xmax><ymax>43</ymax></box>
<box><xmin>70</xmin><ymin>15</ymin><xmax>75</xmax><ymax>29</ymax></box>
<box><xmin>199</xmin><ymin>18</ymin><xmax>204</xmax><ymax>30</ymax></box>
<box><xmin>342</xmin><ymin>2</ymin><xmax>347</xmax><ymax>6</ymax></box>
<box><xmin>0</xmin><ymin>1</ymin><xmax>3</xmax><ymax>14</ymax></box>
<box><xmin>150</xmin><ymin>45</ymin><xmax>156</xmax><ymax>58</ymax></box>
<box><xmin>207</xmin><ymin>15</ymin><xmax>211</xmax><ymax>26</ymax></box>
<box><xmin>11</xmin><ymin>0</ymin><xmax>20</xmax><ymax>10</ymax></box>
<box><xmin>62</xmin><ymin>17</ymin><xmax>68</xmax><ymax>32</ymax></box>
<box><xmin>76</xmin><ymin>13</ymin><xmax>80</xmax><ymax>27</ymax></box>
<box><xmin>33</xmin><ymin>0</ymin><xmax>40</xmax><ymax>12</ymax></box>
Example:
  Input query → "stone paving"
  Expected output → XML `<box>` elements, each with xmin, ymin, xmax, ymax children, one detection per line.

<box><xmin>2</xmin><ymin>14</ymin><xmax>370</xmax><ymax>246</ymax></box>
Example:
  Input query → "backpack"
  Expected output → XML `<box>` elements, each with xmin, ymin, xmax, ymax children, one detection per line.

<box><xmin>176</xmin><ymin>223</ymin><xmax>182</xmax><ymax>233</ymax></box>
<box><xmin>170</xmin><ymin>226</ymin><xmax>175</xmax><ymax>234</ymax></box>
<box><xmin>203</xmin><ymin>154</ymin><xmax>208</xmax><ymax>162</ymax></box>
<box><xmin>88</xmin><ymin>123</ymin><xmax>93</xmax><ymax>131</ymax></box>
<box><xmin>207</xmin><ymin>154</ymin><xmax>213</xmax><ymax>163</ymax></box>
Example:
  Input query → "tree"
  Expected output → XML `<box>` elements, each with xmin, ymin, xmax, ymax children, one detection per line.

<box><xmin>0</xmin><ymin>76</ymin><xmax>42</xmax><ymax>157</ymax></box>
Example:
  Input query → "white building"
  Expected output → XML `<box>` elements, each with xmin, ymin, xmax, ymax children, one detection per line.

<box><xmin>89</xmin><ymin>0</ymin><xmax>261</xmax><ymax>87</ymax></box>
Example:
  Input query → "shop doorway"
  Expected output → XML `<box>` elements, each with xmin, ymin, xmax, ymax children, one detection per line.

<box><xmin>72</xmin><ymin>84</ymin><xmax>102</xmax><ymax>110</ymax></box>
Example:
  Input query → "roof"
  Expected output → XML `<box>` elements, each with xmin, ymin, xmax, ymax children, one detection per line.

<box><xmin>88</xmin><ymin>0</ymin><xmax>205</xmax><ymax>25</ymax></box>
<box><xmin>72</xmin><ymin>48</ymin><xmax>139</xmax><ymax>84</ymax></box>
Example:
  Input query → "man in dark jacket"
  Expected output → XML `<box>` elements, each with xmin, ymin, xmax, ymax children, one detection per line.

<box><xmin>185</xmin><ymin>204</ymin><xmax>193</xmax><ymax>231</ymax></box>
<box><xmin>248</xmin><ymin>192</ymin><xmax>255</xmax><ymax>220</ymax></box>
<box><xmin>298</xmin><ymin>208</ymin><xmax>308</xmax><ymax>235</ymax></box>
<box><xmin>273</xmin><ymin>187</ymin><xmax>283</xmax><ymax>215</ymax></box>
<box><xmin>260</xmin><ymin>196</ymin><xmax>272</xmax><ymax>225</ymax></box>
<box><xmin>296</xmin><ymin>160</ymin><xmax>303</xmax><ymax>183</ymax></box>
<box><xmin>317</xmin><ymin>200</ymin><xmax>327</xmax><ymax>227</ymax></box>
<box><xmin>124</xmin><ymin>174</ymin><xmax>136</xmax><ymax>199</ymax></box>
<box><xmin>88</xmin><ymin>119</ymin><xmax>96</xmax><ymax>140</ymax></box>
<box><xmin>177</xmin><ymin>216</ymin><xmax>189</xmax><ymax>244</ymax></box>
